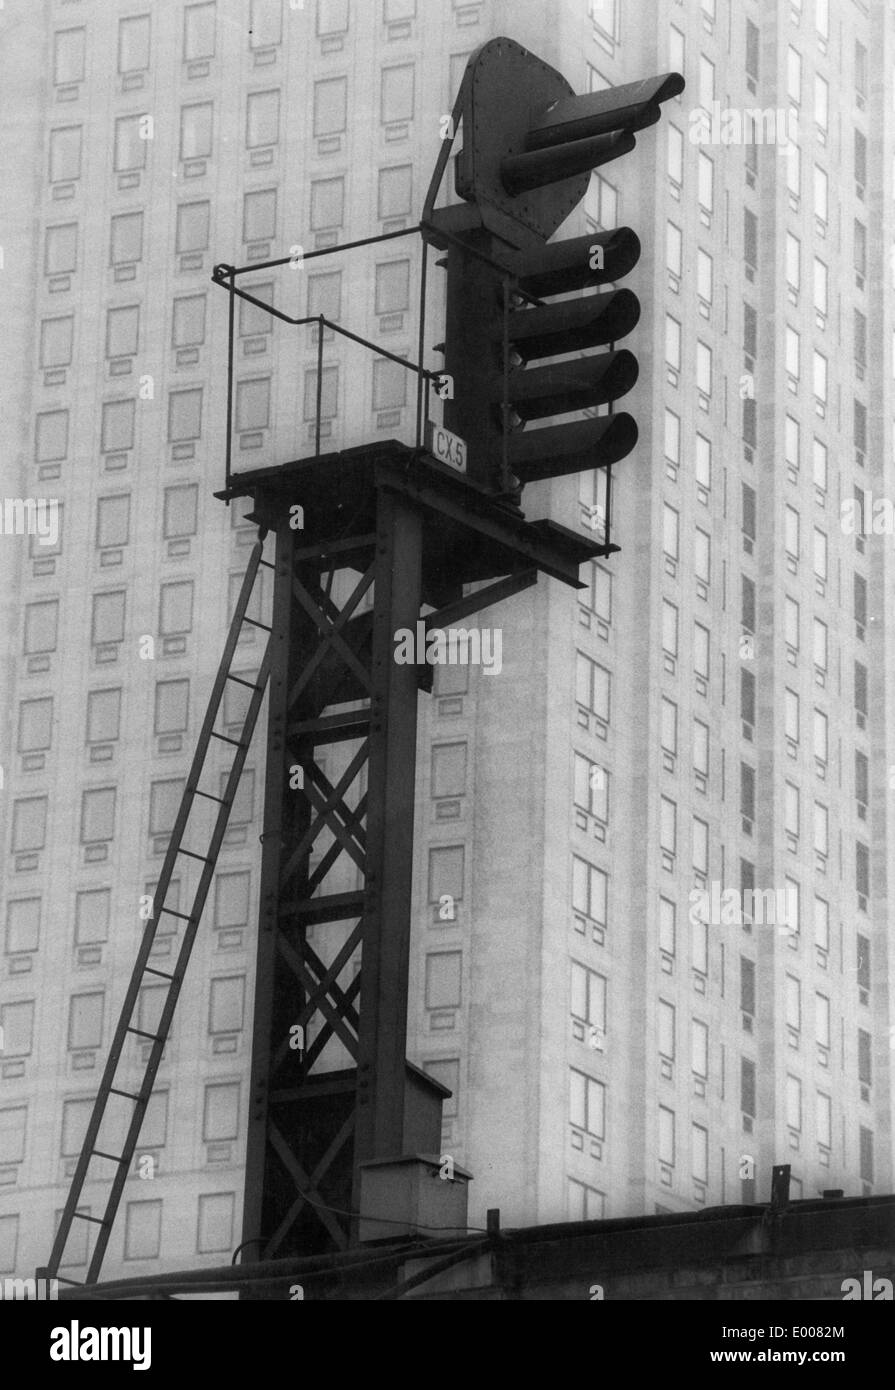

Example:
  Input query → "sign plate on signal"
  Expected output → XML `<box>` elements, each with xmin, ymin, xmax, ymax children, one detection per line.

<box><xmin>426</xmin><ymin>422</ymin><xmax>467</xmax><ymax>473</ymax></box>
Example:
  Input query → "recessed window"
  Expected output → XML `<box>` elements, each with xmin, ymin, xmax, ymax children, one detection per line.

<box><xmin>243</xmin><ymin>189</ymin><xmax>277</xmax><ymax>242</ymax></box>
<box><xmin>49</xmin><ymin>126</ymin><xmax>82</xmax><ymax>183</ymax></box>
<box><xmin>184</xmin><ymin>3</ymin><xmax>216</xmax><ymax>61</ymax></box>
<box><xmin>118</xmin><ymin>15</ymin><xmax>151</xmax><ymax>74</ymax></box>
<box><xmin>314</xmin><ymin>77</ymin><xmax>347</xmax><ymax>137</ymax></box>
<box><xmin>180</xmin><ymin>103</ymin><xmax>213</xmax><ymax>161</ymax></box>
<box><xmin>246</xmin><ymin>90</ymin><xmax>280</xmax><ymax>147</ymax></box>
<box><xmin>68</xmin><ymin>991</ymin><xmax>104</xmax><ymax>1050</ymax></box>
<box><xmin>45</xmin><ymin>223</ymin><xmax>78</xmax><ymax>277</ymax></box>
<box><xmin>114</xmin><ymin>115</ymin><xmax>148</xmax><ymax>173</ymax></box>
<box><xmin>176</xmin><ymin>201</ymin><xmax>210</xmax><ymax>255</ymax></box>
<box><xmin>202</xmin><ymin>1083</ymin><xmax>240</xmax><ymax>1142</ymax></box>
<box><xmin>86</xmin><ymin>689</ymin><xmax>121</xmax><ymax>745</ymax></box>
<box><xmin>378</xmin><ymin>165</ymin><xmax>412</xmax><ymax>220</ymax></box>
<box><xmin>96</xmin><ymin>493</ymin><xmax>131</xmax><ymax>547</ymax></box>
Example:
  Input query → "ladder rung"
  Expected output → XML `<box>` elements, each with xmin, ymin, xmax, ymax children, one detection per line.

<box><xmin>143</xmin><ymin>966</ymin><xmax>175</xmax><ymax>981</ymax></box>
<box><xmin>160</xmin><ymin>907</ymin><xmax>193</xmax><ymax>922</ymax></box>
<box><xmin>211</xmin><ymin>731</ymin><xmax>247</xmax><ymax>748</ymax></box>
<box><xmin>178</xmin><ymin>848</ymin><xmax>212</xmax><ymax>864</ymax></box>
<box><xmin>126</xmin><ymin>1026</ymin><xmax>163</xmax><ymax>1043</ymax></box>
<box><xmin>258</xmin><ymin>558</ymin><xmax>275</xmax><ymax>568</ymax></box>
<box><xmin>242</xmin><ymin>616</ymin><xmax>272</xmax><ymax>631</ymax></box>
<box><xmin>74</xmin><ymin>1212</ymin><xmax>110</xmax><ymax>1227</ymax></box>
<box><xmin>193</xmin><ymin>788</ymin><xmax>228</xmax><ymax>805</ymax></box>
<box><xmin>109</xmin><ymin>1087</ymin><xmax>142</xmax><ymax>1102</ymax></box>
<box><xmin>91</xmin><ymin>1148</ymin><xmax>124</xmax><ymax>1165</ymax></box>
<box><xmin>226</xmin><ymin>673</ymin><xmax>263</xmax><ymax>691</ymax></box>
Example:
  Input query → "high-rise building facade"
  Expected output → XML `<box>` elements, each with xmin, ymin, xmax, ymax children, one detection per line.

<box><xmin>1</xmin><ymin>0</ymin><xmax>892</xmax><ymax>1285</ymax></box>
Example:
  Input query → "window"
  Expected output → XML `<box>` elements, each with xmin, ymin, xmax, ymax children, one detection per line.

<box><xmin>203</xmin><ymin>1083</ymin><xmax>239</xmax><ymax>1142</ymax></box>
<box><xmin>5</xmin><ymin>900</ymin><xmax>40</xmax><ymax>956</ymax></box>
<box><xmin>582</xmin><ymin>562</ymin><xmax>612</xmax><ymax>623</ymax></box>
<box><xmin>696</xmin><ymin>342</ymin><xmax>712</xmax><ymax>396</ymax></box>
<box><xmin>817</xmin><ymin>1092</ymin><xmax>832</xmax><ymax>1148</ymax></box>
<box><xmin>740</xmin><ymin>669</ymin><xmax>755</xmax><ymax>729</ymax></box>
<box><xmin>691</xmin><ymin>1019</ymin><xmax>708</xmax><ymax>1078</ymax></box>
<box><xmin>589</xmin><ymin>0</ymin><xmax>619</xmax><ymax>39</ymax></box>
<box><xmin>45</xmin><ymin>223</ymin><xmax>78</xmax><ymax>276</ymax></box>
<box><xmin>81</xmin><ymin>787</ymin><xmax>116</xmax><ymax>843</ymax></box>
<box><xmin>814</xmin><ymin>708</ymin><xmax>828</xmax><ymax>766</ymax></box>
<box><xmin>813</xmin><ymin>351</ymin><xmax>827</xmax><ymax>404</ymax></box>
<box><xmin>24</xmin><ymin>600</ymin><xmax>58</xmax><ymax>655</ymax></box>
<box><xmin>425</xmin><ymin>952</ymin><xmax>462</xmax><ymax>1009</ymax></box>
<box><xmin>786</xmin><ymin>1075</ymin><xmax>802</xmax><ymax>1131</ymax></box>
<box><xmin>697</xmin><ymin>152</ymin><xmax>713</xmax><ymax>212</ymax></box>
<box><xmin>814</xmin><ymin>896</ymin><xmax>830</xmax><ymax>953</ymax></box>
<box><xmin>740</xmin><ymin>956</ymin><xmax>756</xmax><ymax>1015</ymax></box>
<box><xmin>0</xmin><ymin>1109</ymin><xmax>27</xmax><ymax>1166</ymax></box>
<box><xmin>162</xmin><ymin>485</ymin><xmax>198</xmax><ymax>540</ymax></box>
<box><xmin>18</xmin><ymin>698</ymin><xmax>53</xmax><ymax>754</ymax></box>
<box><xmin>746</xmin><ymin>20</ymin><xmax>759</xmax><ymax>82</ymax></box>
<box><xmin>75</xmin><ymin>889</ymin><xmax>110</xmax><ymax>946</ymax></box>
<box><xmin>693</xmin><ymin>623</ymin><xmax>709</xmax><ymax>681</ymax></box>
<box><xmin>214</xmin><ymin>871</ymin><xmax>251</xmax><ymax>929</ymax></box>
<box><xmin>786</xmin><ymin>46</ymin><xmax>802</xmax><ymax>104</ymax></box>
<box><xmin>659</xmin><ymin>898</ymin><xmax>675</xmax><ymax>957</ymax></box>
<box><xmin>692</xmin><ymin>1124</ymin><xmax>708</xmax><ymax>1184</ymax></box>
<box><xmin>785</xmin><ymin>688</ymin><xmax>799</xmax><ymax>744</ymax></box>
<box><xmin>785</xmin><ymin>782</ymin><xmax>800</xmax><ymax>839</ymax></box>
<box><xmin>785</xmin><ymin>505</ymin><xmax>799</xmax><ymax>559</ymax></box>
<box><xmin>68</xmin><ymin>991</ymin><xmax>104</xmax><ymax>1050</ymax></box>
<box><xmin>250</xmin><ymin>0</ymin><xmax>283</xmax><ymax>48</ymax></box>
<box><xmin>209</xmin><ymin>977</ymin><xmax>245</xmax><ymax>1035</ymax></box>
<box><xmin>667</xmin><ymin>125</ymin><xmax>683</xmax><ymax>185</ymax></box>
<box><xmin>666</xmin><ymin>222</ymin><xmax>682</xmax><ymax>279</ymax></box>
<box><xmin>0</xmin><ymin>1001</ymin><xmax>34</xmax><ymax>1058</ymax></box>
<box><xmin>246</xmin><ymin>90</ymin><xmax>279</xmax><ymax>148</ymax></box>
<box><xmin>815</xmin><ymin>993</ymin><xmax>830</xmax><ymax>1051</ymax></box>
<box><xmin>856</xmin><ymin>841</ymin><xmax>870</xmax><ymax>902</ymax></box>
<box><xmin>658</xmin><ymin>1106</ymin><xmax>675</xmax><ymax>1166</ymax></box>
<box><xmin>375</xmin><ymin>260</ymin><xmax>410</xmax><ymax>316</ymax></box>
<box><xmin>381</xmin><ymin>65</ymin><xmax>415</xmax><ymax>125</ymax></box>
<box><xmin>571</xmin><ymin>962</ymin><xmax>606</xmax><ymax>1036</ymax></box>
<box><xmin>785</xmin><ymin>974</ymin><xmax>801</xmax><ymax>1033</ymax></box>
<box><xmin>314</xmin><ymin>78</ymin><xmax>347</xmax><ymax>137</ymax></box>
<box><xmin>854</xmin><ymin>220</ymin><xmax>867</xmax><ymax>279</ymax></box>
<box><xmin>106</xmin><ymin>306</ymin><xmax>139</xmax><ymax>361</ymax></box>
<box><xmin>813</xmin><ymin>528</ymin><xmax>827</xmax><ymax>581</ymax></box>
<box><xmin>176</xmin><ymin>201</ymin><xmax>210</xmax><ymax>255</ymax></box>
<box><xmin>813</xmin><ymin>258</ymin><xmax>827</xmax><ymax>318</ymax></box>
<box><xmin>86</xmin><ymin>689</ymin><xmax>121</xmax><ymax>745</ymax></box>
<box><xmin>244</xmin><ymin>188</ymin><xmax>277</xmax><ymax>242</ymax></box>
<box><xmin>124</xmin><ymin>1201</ymin><xmax>162</xmax><ymax>1261</ymax></box>
<box><xmin>784</xmin><ymin>595</ymin><xmax>799</xmax><ymax>651</ymax></box>
<box><xmin>53</xmin><ymin>27</ymin><xmax>85</xmax><ymax>85</ymax></box>
<box><xmin>118</xmin><ymin>15</ymin><xmax>151</xmax><ymax>73</ymax></box>
<box><xmin>572</xmin><ymin>856</ymin><xmax>607</xmax><ymax>926</ymax></box>
<box><xmin>694</xmin><ymin>529</ymin><xmax>710</xmax><ymax>586</ymax></box>
<box><xmin>665</xmin><ymin>317</ymin><xmax>681</xmax><ymax>373</ymax></box>
<box><xmin>154</xmin><ymin>679</ymin><xmax>189</xmax><ymax>736</ymax></box>
<box><xmin>698</xmin><ymin>55</ymin><xmax>714</xmax><ymax>110</ymax></box>
<box><xmin>573</xmin><ymin>753</ymin><xmax>608</xmax><ymax>821</ymax></box>
<box><xmin>744</xmin><ymin>210</ymin><xmax>757</xmax><ymax>269</ymax></box>
<box><xmin>180</xmin><ymin>103</ymin><xmax>213</xmax><ymax>161</ymax></box>
<box><xmin>197</xmin><ymin>1193</ymin><xmax>236</xmax><ymax>1255</ymax></box>
<box><xmin>695</xmin><ymin>435</ymin><xmax>711</xmax><ymax>491</ymax></box>
<box><xmin>813</xmin><ymin>618</ymin><xmax>827</xmax><ymax>674</ymax></box>
<box><xmin>568</xmin><ymin>1179</ymin><xmax>604</xmax><ymax>1221</ymax></box>
<box><xmin>40</xmin><ymin>317</ymin><xmax>73</xmax><ymax>369</ymax></box>
<box><xmin>159</xmin><ymin>582</ymin><xmax>194</xmax><ymax>635</ymax></box>
<box><xmin>575</xmin><ymin>653</ymin><xmax>610</xmax><ymax>721</ymax></box>
<box><xmin>661</xmin><ymin>602</ymin><xmax>678</xmax><ymax>660</ymax></box>
<box><xmin>91</xmin><ymin>590</ymin><xmax>126</xmax><ymax>646</ymax></box>
<box><xmin>690</xmin><ymin>722</ymin><xmax>708</xmax><ymax>781</ymax></box>
<box><xmin>741</xmin><ymin>1057</ymin><xmax>756</xmax><ymax>1118</ymax></box>
<box><xmin>658</xmin><ymin>1000</ymin><xmax>675</xmax><ymax>1059</ymax></box>
<box><xmin>785</xmin><ymin>232</ymin><xmax>800</xmax><ymax>292</ymax></box>
<box><xmin>427</xmin><ymin>845</ymin><xmax>464</xmax><ymax>906</ymax></box>
<box><xmin>114</xmin><ymin>115</ymin><xmax>147</xmax><ymax>173</ymax></box>
<box><xmin>570</xmin><ymin>1069</ymin><xmax>605</xmax><ymax>1139</ymax></box>
<box><xmin>662</xmin><ymin>503</ymin><xmax>679</xmax><ymax>559</ymax></box>
<box><xmin>240</xmin><ymin>282</ymin><xmax>275</xmax><ymax>338</ymax></box>
<box><xmin>815</xmin><ymin>74</ymin><xmax>828</xmax><ymax>131</ymax></box>
<box><xmin>378</xmin><ymin>165</ymin><xmax>412</xmax><ymax>220</ymax></box>
<box><xmin>236</xmin><ymin>378</ymin><xmax>270</xmax><ymax>432</ymax></box>
<box><xmin>310</xmin><ymin>178</ymin><xmax>343</xmax><ymax>231</ymax></box>
<box><xmin>303</xmin><ymin>366</ymin><xmax>339</xmax><ymax>421</ymax></box>
<box><xmin>318</xmin><ymin>0</ymin><xmax>349</xmax><ymax>32</ymax></box>
<box><xmin>184</xmin><ymin>3</ymin><xmax>216</xmax><ymax>61</ymax></box>
<box><xmin>49</xmin><ymin>126</ymin><xmax>82</xmax><ymax>183</ymax></box>
<box><xmin>36</xmin><ymin>410</ymin><xmax>69</xmax><ymax>463</ymax></box>
<box><xmin>814</xmin><ymin>165</ymin><xmax>828</xmax><ymax>224</ymax></box>
<box><xmin>168</xmin><ymin>388</ymin><xmax>202</xmax><ymax>441</ymax></box>
<box><xmin>172</xmin><ymin>295</ymin><xmax>207</xmax><ymax>349</ymax></box>
<box><xmin>372</xmin><ymin>358</ymin><xmax>407</xmax><ymax>411</ymax></box>
<box><xmin>659</xmin><ymin>796</ymin><xmax>676</xmax><ymax>857</ymax></box>
<box><xmin>660</xmin><ymin>696</ymin><xmax>677</xmax><ymax>755</ymax></box>
<box><xmin>422</xmin><ymin>1059</ymin><xmax>459</xmax><ymax>1117</ymax></box>
<box><xmin>785</xmin><ymin>327</ymin><xmax>800</xmax><ymax>382</ymax></box>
